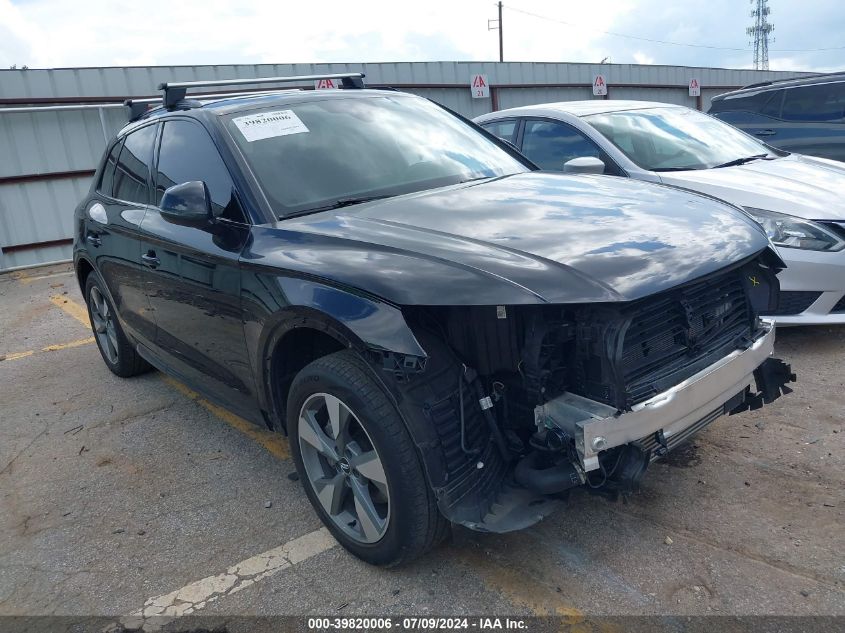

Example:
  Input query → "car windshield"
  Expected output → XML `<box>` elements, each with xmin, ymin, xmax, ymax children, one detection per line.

<box><xmin>224</xmin><ymin>94</ymin><xmax>529</xmax><ymax>217</ymax></box>
<box><xmin>585</xmin><ymin>107</ymin><xmax>774</xmax><ymax>171</ymax></box>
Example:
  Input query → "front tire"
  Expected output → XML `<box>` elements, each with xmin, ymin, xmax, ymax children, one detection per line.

<box><xmin>287</xmin><ymin>350</ymin><xmax>448</xmax><ymax>566</ymax></box>
<box><xmin>84</xmin><ymin>274</ymin><xmax>151</xmax><ymax>378</ymax></box>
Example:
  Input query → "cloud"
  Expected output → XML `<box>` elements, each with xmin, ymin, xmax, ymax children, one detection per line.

<box><xmin>0</xmin><ymin>0</ymin><xmax>841</xmax><ymax>71</ymax></box>
<box><xmin>633</xmin><ymin>51</ymin><xmax>655</xmax><ymax>65</ymax></box>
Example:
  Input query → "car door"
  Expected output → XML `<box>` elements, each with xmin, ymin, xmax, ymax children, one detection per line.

<box><xmin>518</xmin><ymin>118</ymin><xmax>624</xmax><ymax>175</ymax></box>
<box><xmin>711</xmin><ymin>89</ymin><xmax>785</xmax><ymax>142</ymax></box>
<box><xmin>139</xmin><ymin>118</ymin><xmax>259</xmax><ymax>417</ymax></box>
<box><xmin>87</xmin><ymin>124</ymin><xmax>158</xmax><ymax>346</ymax></box>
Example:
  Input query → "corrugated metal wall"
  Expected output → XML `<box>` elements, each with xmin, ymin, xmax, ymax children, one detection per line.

<box><xmin>0</xmin><ymin>61</ymin><xmax>808</xmax><ymax>270</ymax></box>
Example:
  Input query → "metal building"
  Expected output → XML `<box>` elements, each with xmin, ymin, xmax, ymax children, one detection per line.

<box><xmin>0</xmin><ymin>61</ymin><xmax>808</xmax><ymax>271</ymax></box>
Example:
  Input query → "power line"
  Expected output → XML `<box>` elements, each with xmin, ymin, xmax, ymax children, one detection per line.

<box><xmin>504</xmin><ymin>5</ymin><xmax>845</xmax><ymax>53</ymax></box>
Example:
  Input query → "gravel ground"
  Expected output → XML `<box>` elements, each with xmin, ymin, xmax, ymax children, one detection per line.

<box><xmin>0</xmin><ymin>263</ymin><xmax>843</xmax><ymax>630</ymax></box>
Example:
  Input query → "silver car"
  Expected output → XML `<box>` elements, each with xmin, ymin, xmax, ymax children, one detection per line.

<box><xmin>475</xmin><ymin>101</ymin><xmax>845</xmax><ymax>325</ymax></box>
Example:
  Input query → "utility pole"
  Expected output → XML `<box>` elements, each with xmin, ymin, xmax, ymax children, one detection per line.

<box><xmin>747</xmin><ymin>0</ymin><xmax>774</xmax><ymax>70</ymax></box>
<box><xmin>498</xmin><ymin>2</ymin><xmax>503</xmax><ymax>63</ymax></box>
<box><xmin>488</xmin><ymin>2</ymin><xmax>503</xmax><ymax>62</ymax></box>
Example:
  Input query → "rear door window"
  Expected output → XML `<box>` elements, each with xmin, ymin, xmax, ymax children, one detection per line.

<box><xmin>781</xmin><ymin>83</ymin><xmax>845</xmax><ymax>122</ymax></box>
<box><xmin>113</xmin><ymin>124</ymin><xmax>157</xmax><ymax>204</ymax></box>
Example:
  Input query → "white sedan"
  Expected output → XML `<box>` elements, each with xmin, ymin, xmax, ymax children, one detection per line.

<box><xmin>475</xmin><ymin>101</ymin><xmax>845</xmax><ymax>325</ymax></box>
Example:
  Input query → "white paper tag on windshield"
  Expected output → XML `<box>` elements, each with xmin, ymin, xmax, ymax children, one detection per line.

<box><xmin>233</xmin><ymin>110</ymin><xmax>309</xmax><ymax>142</ymax></box>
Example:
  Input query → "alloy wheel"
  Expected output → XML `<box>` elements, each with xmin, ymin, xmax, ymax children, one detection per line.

<box><xmin>297</xmin><ymin>393</ymin><xmax>390</xmax><ymax>544</ymax></box>
<box><xmin>89</xmin><ymin>286</ymin><xmax>119</xmax><ymax>364</ymax></box>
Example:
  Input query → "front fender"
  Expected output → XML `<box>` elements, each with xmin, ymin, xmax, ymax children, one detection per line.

<box><xmin>241</xmin><ymin>272</ymin><xmax>427</xmax><ymax>410</ymax></box>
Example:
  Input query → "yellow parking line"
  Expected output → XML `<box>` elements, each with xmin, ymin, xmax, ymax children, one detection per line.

<box><xmin>2</xmin><ymin>350</ymin><xmax>35</xmax><ymax>362</ymax></box>
<box><xmin>1</xmin><ymin>337</ymin><xmax>96</xmax><ymax>362</ymax></box>
<box><xmin>458</xmin><ymin>546</ymin><xmax>587</xmax><ymax>619</ymax></box>
<box><xmin>42</xmin><ymin>337</ymin><xmax>96</xmax><ymax>352</ymax></box>
<box><xmin>161</xmin><ymin>375</ymin><xmax>291</xmax><ymax>460</ymax></box>
<box><xmin>45</xmin><ymin>293</ymin><xmax>290</xmax><ymax>460</ymax></box>
<box><xmin>50</xmin><ymin>294</ymin><xmax>91</xmax><ymax>328</ymax></box>
<box><xmin>41</xmin><ymin>285</ymin><xmax>588</xmax><ymax>619</ymax></box>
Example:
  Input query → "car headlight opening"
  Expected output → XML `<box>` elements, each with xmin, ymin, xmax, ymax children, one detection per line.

<box><xmin>743</xmin><ymin>207</ymin><xmax>845</xmax><ymax>252</ymax></box>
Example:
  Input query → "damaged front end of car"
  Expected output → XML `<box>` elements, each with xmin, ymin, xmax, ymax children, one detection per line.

<box><xmin>373</xmin><ymin>254</ymin><xmax>796</xmax><ymax>533</ymax></box>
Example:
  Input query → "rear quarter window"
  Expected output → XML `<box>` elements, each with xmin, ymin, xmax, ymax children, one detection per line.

<box><xmin>481</xmin><ymin>120</ymin><xmax>518</xmax><ymax>144</ymax></box>
<box><xmin>112</xmin><ymin>124</ymin><xmax>157</xmax><ymax>204</ymax></box>
<box><xmin>98</xmin><ymin>139</ymin><xmax>122</xmax><ymax>197</ymax></box>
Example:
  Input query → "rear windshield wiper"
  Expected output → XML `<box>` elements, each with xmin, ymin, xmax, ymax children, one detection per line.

<box><xmin>713</xmin><ymin>154</ymin><xmax>770</xmax><ymax>169</ymax></box>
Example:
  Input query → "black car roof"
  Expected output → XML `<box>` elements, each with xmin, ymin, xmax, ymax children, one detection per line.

<box><xmin>712</xmin><ymin>71</ymin><xmax>845</xmax><ymax>101</ymax></box>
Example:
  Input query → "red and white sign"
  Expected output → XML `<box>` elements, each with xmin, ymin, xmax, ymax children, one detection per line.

<box><xmin>470</xmin><ymin>74</ymin><xmax>489</xmax><ymax>99</ymax></box>
<box><xmin>314</xmin><ymin>78</ymin><xmax>340</xmax><ymax>90</ymax></box>
<box><xmin>592</xmin><ymin>74</ymin><xmax>608</xmax><ymax>96</ymax></box>
<box><xmin>688</xmin><ymin>78</ymin><xmax>701</xmax><ymax>97</ymax></box>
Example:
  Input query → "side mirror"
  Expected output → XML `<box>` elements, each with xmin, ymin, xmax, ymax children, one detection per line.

<box><xmin>563</xmin><ymin>156</ymin><xmax>606</xmax><ymax>175</ymax></box>
<box><xmin>160</xmin><ymin>181</ymin><xmax>213</xmax><ymax>226</ymax></box>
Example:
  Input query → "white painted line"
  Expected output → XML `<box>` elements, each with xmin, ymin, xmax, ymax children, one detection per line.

<box><xmin>112</xmin><ymin>527</ymin><xmax>337</xmax><ymax>631</ymax></box>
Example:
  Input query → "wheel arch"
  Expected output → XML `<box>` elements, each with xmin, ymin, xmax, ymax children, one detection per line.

<box><xmin>259</xmin><ymin>302</ymin><xmax>428</xmax><ymax>433</ymax></box>
<box><xmin>74</xmin><ymin>255</ymin><xmax>95</xmax><ymax>295</ymax></box>
<box><xmin>250</xmin><ymin>278</ymin><xmax>452</xmax><ymax>493</ymax></box>
<box><xmin>262</xmin><ymin>311</ymin><xmax>352</xmax><ymax>434</ymax></box>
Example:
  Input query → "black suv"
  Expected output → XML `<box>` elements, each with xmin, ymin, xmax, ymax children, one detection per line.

<box><xmin>74</xmin><ymin>73</ymin><xmax>794</xmax><ymax>566</ymax></box>
<box><xmin>710</xmin><ymin>73</ymin><xmax>845</xmax><ymax>162</ymax></box>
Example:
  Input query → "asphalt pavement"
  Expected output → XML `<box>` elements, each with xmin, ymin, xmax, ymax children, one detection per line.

<box><xmin>1</xmin><ymin>263</ymin><xmax>843</xmax><ymax>631</ymax></box>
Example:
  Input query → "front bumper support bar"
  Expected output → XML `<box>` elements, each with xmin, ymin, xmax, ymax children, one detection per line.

<box><xmin>536</xmin><ymin>324</ymin><xmax>792</xmax><ymax>471</ymax></box>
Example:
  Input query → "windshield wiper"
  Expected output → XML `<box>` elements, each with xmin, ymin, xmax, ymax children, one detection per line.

<box><xmin>713</xmin><ymin>154</ymin><xmax>770</xmax><ymax>169</ymax></box>
<box><xmin>328</xmin><ymin>195</ymin><xmax>393</xmax><ymax>208</ymax></box>
<box><xmin>281</xmin><ymin>195</ymin><xmax>393</xmax><ymax>219</ymax></box>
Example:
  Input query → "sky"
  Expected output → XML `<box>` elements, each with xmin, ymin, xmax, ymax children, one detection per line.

<box><xmin>1</xmin><ymin>0</ymin><xmax>844</xmax><ymax>72</ymax></box>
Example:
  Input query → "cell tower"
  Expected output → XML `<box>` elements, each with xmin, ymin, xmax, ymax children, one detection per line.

<box><xmin>747</xmin><ymin>0</ymin><xmax>774</xmax><ymax>70</ymax></box>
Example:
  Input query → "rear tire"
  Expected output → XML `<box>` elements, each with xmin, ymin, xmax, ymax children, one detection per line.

<box><xmin>288</xmin><ymin>350</ymin><xmax>449</xmax><ymax>566</ymax></box>
<box><xmin>84</xmin><ymin>274</ymin><xmax>151</xmax><ymax>378</ymax></box>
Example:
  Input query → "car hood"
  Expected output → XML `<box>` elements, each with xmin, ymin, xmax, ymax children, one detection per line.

<box><xmin>251</xmin><ymin>172</ymin><xmax>772</xmax><ymax>306</ymax></box>
<box><xmin>658</xmin><ymin>154</ymin><xmax>845</xmax><ymax>221</ymax></box>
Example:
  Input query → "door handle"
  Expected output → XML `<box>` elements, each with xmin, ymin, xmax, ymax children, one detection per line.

<box><xmin>86</xmin><ymin>234</ymin><xmax>102</xmax><ymax>247</ymax></box>
<box><xmin>141</xmin><ymin>251</ymin><xmax>161</xmax><ymax>268</ymax></box>
<box><xmin>754</xmin><ymin>129</ymin><xmax>776</xmax><ymax>136</ymax></box>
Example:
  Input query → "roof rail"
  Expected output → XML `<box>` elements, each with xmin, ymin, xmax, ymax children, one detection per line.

<box><xmin>738</xmin><ymin>80</ymin><xmax>774</xmax><ymax>91</ymax></box>
<box><xmin>738</xmin><ymin>71</ymin><xmax>844</xmax><ymax>91</ymax></box>
<box><xmin>123</xmin><ymin>87</ymin><xmax>322</xmax><ymax>122</ymax></box>
<box><xmin>123</xmin><ymin>96</ymin><xmax>162</xmax><ymax>121</ymax></box>
<box><xmin>158</xmin><ymin>72</ymin><xmax>365</xmax><ymax>108</ymax></box>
